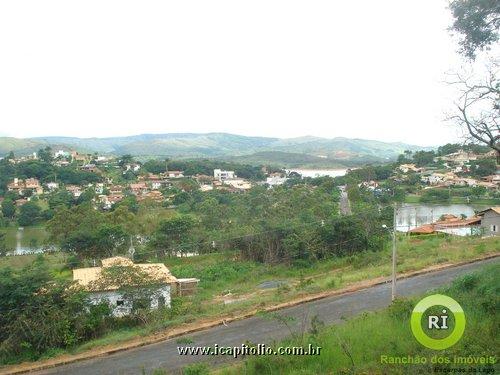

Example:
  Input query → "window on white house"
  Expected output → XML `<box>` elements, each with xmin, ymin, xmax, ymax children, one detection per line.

<box><xmin>491</xmin><ymin>225</ymin><xmax>498</xmax><ymax>233</ymax></box>
<box><xmin>158</xmin><ymin>295</ymin><xmax>165</xmax><ymax>308</ymax></box>
<box><xmin>116</xmin><ymin>300</ymin><xmax>124</xmax><ymax>306</ymax></box>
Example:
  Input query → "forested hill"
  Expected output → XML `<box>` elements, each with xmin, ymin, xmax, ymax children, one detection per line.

<box><xmin>0</xmin><ymin>133</ymin><xmax>430</xmax><ymax>162</ymax></box>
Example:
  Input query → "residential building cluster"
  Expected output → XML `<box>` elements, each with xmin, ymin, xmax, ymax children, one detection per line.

<box><xmin>2</xmin><ymin>148</ymin><xmax>295</xmax><ymax>212</ymax></box>
<box><xmin>396</xmin><ymin>149</ymin><xmax>499</xmax><ymax>190</ymax></box>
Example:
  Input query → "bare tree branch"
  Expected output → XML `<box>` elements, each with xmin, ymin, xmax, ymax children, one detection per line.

<box><xmin>449</xmin><ymin>61</ymin><xmax>500</xmax><ymax>162</ymax></box>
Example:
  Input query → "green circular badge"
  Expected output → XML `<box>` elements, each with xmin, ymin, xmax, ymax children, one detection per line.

<box><xmin>410</xmin><ymin>294</ymin><xmax>465</xmax><ymax>350</ymax></box>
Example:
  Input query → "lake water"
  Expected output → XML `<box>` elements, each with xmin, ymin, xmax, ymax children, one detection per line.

<box><xmin>1</xmin><ymin>227</ymin><xmax>53</xmax><ymax>255</ymax></box>
<box><xmin>396</xmin><ymin>203</ymin><xmax>488</xmax><ymax>232</ymax></box>
<box><xmin>0</xmin><ymin>228</ymin><xmax>193</xmax><ymax>257</ymax></box>
<box><xmin>288</xmin><ymin>169</ymin><xmax>348</xmax><ymax>178</ymax></box>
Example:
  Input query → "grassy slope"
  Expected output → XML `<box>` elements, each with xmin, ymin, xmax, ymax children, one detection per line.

<box><xmin>218</xmin><ymin>262</ymin><xmax>499</xmax><ymax>375</ymax></box>
<box><xmin>1</xmin><ymin>235</ymin><xmax>496</xmax><ymax>362</ymax></box>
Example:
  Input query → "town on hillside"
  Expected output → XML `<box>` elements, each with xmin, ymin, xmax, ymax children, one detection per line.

<box><xmin>0</xmin><ymin>141</ymin><xmax>498</xmax><ymax>370</ymax></box>
<box><xmin>0</xmin><ymin>144</ymin><xmax>499</xmax><ymax>243</ymax></box>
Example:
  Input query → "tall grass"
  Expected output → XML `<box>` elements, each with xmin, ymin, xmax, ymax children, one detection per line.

<box><xmin>219</xmin><ymin>263</ymin><xmax>500</xmax><ymax>374</ymax></box>
<box><xmin>1</xmin><ymin>236</ymin><xmax>497</xmax><ymax>365</ymax></box>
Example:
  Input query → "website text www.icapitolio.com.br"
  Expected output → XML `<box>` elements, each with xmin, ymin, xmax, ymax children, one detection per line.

<box><xmin>177</xmin><ymin>343</ymin><xmax>321</xmax><ymax>359</ymax></box>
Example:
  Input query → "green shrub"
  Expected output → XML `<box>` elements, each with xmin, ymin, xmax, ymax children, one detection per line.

<box><xmin>387</xmin><ymin>298</ymin><xmax>413</xmax><ymax>321</ymax></box>
<box><xmin>455</xmin><ymin>274</ymin><xmax>479</xmax><ymax>291</ymax></box>
<box><xmin>182</xmin><ymin>363</ymin><xmax>210</xmax><ymax>375</ymax></box>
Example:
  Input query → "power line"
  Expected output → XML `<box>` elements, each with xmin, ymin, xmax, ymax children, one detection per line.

<box><xmin>57</xmin><ymin>215</ymin><xmax>395</xmax><ymax>265</ymax></box>
<box><xmin>5</xmin><ymin>198</ymin><xmax>478</xmax><ymax>260</ymax></box>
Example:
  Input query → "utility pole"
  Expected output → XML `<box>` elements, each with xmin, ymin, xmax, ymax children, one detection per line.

<box><xmin>128</xmin><ymin>236</ymin><xmax>135</xmax><ymax>260</ymax></box>
<box><xmin>391</xmin><ymin>204</ymin><xmax>398</xmax><ymax>301</ymax></box>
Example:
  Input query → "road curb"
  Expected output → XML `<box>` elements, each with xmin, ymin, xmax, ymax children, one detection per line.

<box><xmin>1</xmin><ymin>252</ymin><xmax>498</xmax><ymax>375</ymax></box>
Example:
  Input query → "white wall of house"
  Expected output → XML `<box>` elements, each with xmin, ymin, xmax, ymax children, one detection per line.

<box><xmin>150</xmin><ymin>181</ymin><xmax>162</xmax><ymax>190</ymax></box>
<box><xmin>224</xmin><ymin>178</ymin><xmax>251</xmax><ymax>190</ymax></box>
<box><xmin>214</xmin><ymin>169</ymin><xmax>235</xmax><ymax>181</ymax></box>
<box><xmin>266</xmin><ymin>176</ymin><xmax>287</xmax><ymax>187</ymax></box>
<box><xmin>88</xmin><ymin>285</ymin><xmax>172</xmax><ymax>317</ymax></box>
<box><xmin>481</xmin><ymin>211</ymin><xmax>500</xmax><ymax>237</ymax></box>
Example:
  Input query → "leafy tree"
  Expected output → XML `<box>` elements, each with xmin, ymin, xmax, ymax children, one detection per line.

<box><xmin>57</xmin><ymin>167</ymin><xmax>101</xmax><ymax>185</ymax></box>
<box><xmin>0</xmin><ymin>233</ymin><xmax>6</xmax><ymax>256</ymax></box>
<box><xmin>77</xmin><ymin>187</ymin><xmax>96</xmax><ymax>205</ymax></box>
<box><xmin>18</xmin><ymin>202</ymin><xmax>42</xmax><ymax>226</ymax></box>
<box><xmin>0</xmin><ymin>259</ymin><xmax>110</xmax><ymax>359</ymax></box>
<box><xmin>1</xmin><ymin>199</ymin><xmax>16</xmax><ymax>219</ymax></box>
<box><xmin>470</xmin><ymin>158</ymin><xmax>497</xmax><ymax>176</ymax></box>
<box><xmin>437</xmin><ymin>143</ymin><xmax>462</xmax><ymax>156</ymax></box>
<box><xmin>472</xmin><ymin>185</ymin><xmax>487</xmax><ymax>196</ymax></box>
<box><xmin>115</xmin><ymin>195</ymin><xmax>139</xmax><ymax>214</ymax></box>
<box><xmin>48</xmin><ymin>189</ymin><xmax>73</xmax><ymax>209</ymax></box>
<box><xmin>15</xmin><ymin>160</ymin><xmax>55</xmax><ymax>181</ymax></box>
<box><xmin>62</xmin><ymin>224</ymin><xmax>128</xmax><ymax>259</ymax></box>
<box><xmin>118</xmin><ymin>154</ymin><xmax>134</xmax><ymax>167</ymax></box>
<box><xmin>449</xmin><ymin>0</ymin><xmax>500</xmax><ymax>59</ymax></box>
<box><xmin>142</xmin><ymin>159</ymin><xmax>166</xmax><ymax>174</ymax></box>
<box><xmin>37</xmin><ymin>146</ymin><xmax>53</xmax><ymax>163</ymax></box>
<box><xmin>173</xmin><ymin>191</ymin><xmax>190</xmax><ymax>205</ymax></box>
<box><xmin>0</xmin><ymin>159</ymin><xmax>16</xmax><ymax>194</ymax></box>
<box><xmin>420</xmin><ymin>188</ymin><xmax>451</xmax><ymax>203</ymax></box>
<box><xmin>448</xmin><ymin>1</ymin><xmax>499</xmax><ymax>160</ymax></box>
<box><xmin>150</xmin><ymin>215</ymin><xmax>196</xmax><ymax>256</ymax></box>
<box><xmin>122</xmin><ymin>170</ymin><xmax>137</xmax><ymax>181</ymax></box>
<box><xmin>47</xmin><ymin>203</ymin><xmax>103</xmax><ymax>244</ymax></box>
<box><xmin>413</xmin><ymin>150</ymin><xmax>436</xmax><ymax>167</ymax></box>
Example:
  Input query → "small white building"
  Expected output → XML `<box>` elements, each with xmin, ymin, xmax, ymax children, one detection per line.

<box><xmin>224</xmin><ymin>178</ymin><xmax>252</xmax><ymax>190</ymax></box>
<box><xmin>55</xmin><ymin>150</ymin><xmax>69</xmax><ymax>158</ymax></box>
<box><xmin>266</xmin><ymin>175</ymin><xmax>288</xmax><ymax>187</ymax></box>
<box><xmin>124</xmin><ymin>163</ymin><xmax>141</xmax><ymax>172</ymax></box>
<box><xmin>199</xmin><ymin>184</ymin><xmax>214</xmax><ymax>192</ymax></box>
<box><xmin>214</xmin><ymin>169</ymin><xmax>235</xmax><ymax>181</ymax></box>
<box><xmin>66</xmin><ymin>185</ymin><xmax>82</xmax><ymax>198</ymax></box>
<box><xmin>94</xmin><ymin>183</ymin><xmax>105</xmax><ymax>194</ymax></box>
<box><xmin>72</xmin><ymin>257</ymin><xmax>180</xmax><ymax>317</ymax></box>
<box><xmin>398</xmin><ymin>164</ymin><xmax>421</xmax><ymax>173</ymax></box>
<box><xmin>46</xmin><ymin>182</ymin><xmax>60</xmax><ymax>191</ymax></box>
<box><xmin>166</xmin><ymin>171</ymin><xmax>184</xmax><ymax>178</ymax></box>
<box><xmin>152</xmin><ymin>181</ymin><xmax>163</xmax><ymax>190</ymax></box>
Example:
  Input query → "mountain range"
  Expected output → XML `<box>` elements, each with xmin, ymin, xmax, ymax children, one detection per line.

<box><xmin>0</xmin><ymin>133</ymin><xmax>431</xmax><ymax>167</ymax></box>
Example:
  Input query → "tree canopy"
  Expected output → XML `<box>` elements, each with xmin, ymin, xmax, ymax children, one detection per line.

<box><xmin>449</xmin><ymin>0</ymin><xmax>500</xmax><ymax>59</ymax></box>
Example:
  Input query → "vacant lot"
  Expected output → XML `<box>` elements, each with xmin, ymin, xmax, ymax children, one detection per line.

<box><xmin>0</xmin><ymin>234</ymin><xmax>495</xmax><ymax>363</ymax></box>
<box><xmin>218</xmin><ymin>262</ymin><xmax>500</xmax><ymax>374</ymax></box>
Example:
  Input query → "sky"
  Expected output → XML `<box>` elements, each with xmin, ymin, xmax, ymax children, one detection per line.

<box><xmin>0</xmin><ymin>1</ymin><xmax>468</xmax><ymax>146</ymax></box>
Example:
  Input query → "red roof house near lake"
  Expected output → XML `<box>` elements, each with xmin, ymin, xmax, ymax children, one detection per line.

<box><xmin>409</xmin><ymin>214</ymin><xmax>482</xmax><ymax>236</ymax></box>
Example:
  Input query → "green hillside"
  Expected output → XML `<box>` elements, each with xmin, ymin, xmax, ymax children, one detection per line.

<box><xmin>226</xmin><ymin>151</ymin><xmax>356</xmax><ymax>168</ymax></box>
<box><xmin>0</xmin><ymin>133</ymin><xmax>430</xmax><ymax>164</ymax></box>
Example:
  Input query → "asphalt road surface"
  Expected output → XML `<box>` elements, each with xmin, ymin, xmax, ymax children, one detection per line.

<box><xmin>33</xmin><ymin>257</ymin><xmax>498</xmax><ymax>375</ymax></box>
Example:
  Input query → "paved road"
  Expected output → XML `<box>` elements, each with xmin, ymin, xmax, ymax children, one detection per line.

<box><xmin>34</xmin><ymin>258</ymin><xmax>498</xmax><ymax>375</ymax></box>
